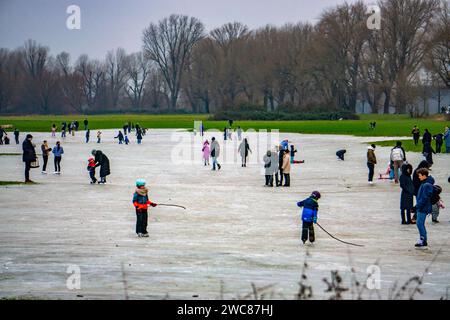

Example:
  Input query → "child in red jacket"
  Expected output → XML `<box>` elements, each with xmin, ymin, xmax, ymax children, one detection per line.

<box><xmin>133</xmin><ymin>179</ymin><xmax>157</xmax><ymax>237</ymax></box>
<box><xmin>87</xmin><ymin>157</ymin><xmax>97</xmax><ymax>184</ymax></box>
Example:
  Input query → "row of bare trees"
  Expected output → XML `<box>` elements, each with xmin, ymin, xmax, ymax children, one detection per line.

<box><xmin>0</xmin><ymin>0</ymin><xmax>448</xmax><ymax>115</ymax></box>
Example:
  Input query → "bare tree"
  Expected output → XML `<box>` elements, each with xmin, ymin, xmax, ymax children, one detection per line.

<box><xmin>105</xmin><ymin>48</ymin><xmax>128</xmax><ymax>109</ymax></box>
<box><xmin>75</xmin><ymin>55</ymin><xmax>106</xmax><ymax>111</ymax></box>
<box><xmin>125</xmin><ymin>52</ymin><xmax>151</xmax><ymax>111</ymax></box>
<box><xmin>55</xmin><ymin>52</ymin><xmax>84</xmax><ymax>113</ymax></box>
<box><xmin>143</xmin><ymin>14</ymin><xmax>205</xmax><ymax>111</ymax></box>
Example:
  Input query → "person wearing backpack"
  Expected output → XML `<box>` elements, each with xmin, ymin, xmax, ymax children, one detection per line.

<box><xmin>414</xmin><ymin>168</ymin><xmax>435</xmax><ymax>249</ymax></box>
<box><xmin>431</xmin><ymin>185</ymin><xmax>443</xmax><ymax>223</ymax></box>
<box><xmin>390</xmin><ymin>141</ymin><xmax>406</xmax><ymax>184</ymax></box>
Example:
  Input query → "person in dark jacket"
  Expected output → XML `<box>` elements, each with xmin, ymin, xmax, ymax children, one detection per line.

<box><xmin>411</xmin><ymin>126</ymin><xmax>420</xmax><ymax>146</ymax></box>
<box><xmin>336</xmin><ymin>149</ymin><xmax>346</xmax><ymax>161</ymax></box>
<box><xmin>136</xmin><ymin>129</ymin><xmax>143</xmax><ymax>144</ymax></box>
<box><xmin>83</xmin><ymin>118</ymin><xmax>89</xmax><ymax>130</ymax></box>
<box><xmin>422</xmin><ymin>142</ymin><xmax>436</xmax><ymax>166</ymax></box>
<box><xmin>414</xmin><ymin>168</ymin><xmax>435</xmax><ymax>248</ymax></box>
<box><xmin>413</xmin><ymin>160</ymin><xmax>431</xmax><ymax>197</ymax></box>
<box><xmin>297</xmin><ymin>191</ymin><xmax>321</xmax><ymax>244</ymax></box>
<box><xmin>367</xmin><ymin>144</ymin><xmax>377</xmax><ymax>184</ymax></box>
<box><xmin>276</xmin><ymin>145</ymin><xmax>284</xmax><ymax>187</ymax></box>
<box><xmin>433</xmin><ymin>133</ymin><xmax>444</xmax><ymax>153</ymax></box>
<box><xmin>13</xmin><ymin>128</ymin><xmax>20</xmax><ymax>145</ymax></box>
<box><xmin>399</xmin><ymin>163</ymin><xmax>414</xmax><ymax>225</ymax></box>
<box><xmin>115</xmin><ymin>131</ymin><xmax>124</xmax><ymax>144</ymax></box>
<box><xmin>92</xmin><ymin>149</ymin><xmax>110</xmax><ymax>184</ymax></box>
<box><xmin>22</xmin><ymin>134</ymin><xmax>37</xmax><ymax>183</ymax></box>
<box><xmin>40</xmin><ymin>140</ymin><xmax>52</xmax><ymax>174</ymax></box>
<box><xmin>422</xmin><ymin>129</ymin><xmax>432</xmax><ymax>145</ymax></box>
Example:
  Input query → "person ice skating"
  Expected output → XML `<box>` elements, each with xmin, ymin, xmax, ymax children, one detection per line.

<box><xmin>115</xmin><ymin>131</ymin><xmax>124</xmax><ymax>144</ymax></box>
<box><xmin>124</xmin><ymin>135</ymin><xmax>129</xmax><ymax>145</ymax></box>
<box><xmin>40</xmin><ymin>140</ymin><xmax>52</xmax><ymax>174</ymax></box>
<box><xmin>431</xmin><ymin>185</ymin><xmax>443</xmax><ymax>223</ymax></box>
<box><xmin>223</xmin><ymin>127</ymin><xmax>228</xmax><ymax>141</ymax></box>
<box><xmin>411</xmin><ymin>126</ymin><xmax>420</xmax><ymax>146</ymax></box>
<box><xmin>290</xmin><ymin>145</ymin><xmax>298</xmax><ymax>164</ymax></box>
<box><xmin>433</xmin><ymin>132</ymin><xmax>444</xmax><ymax>153</ymax></box>
<box><xmin>297</xmin><ymin>191</ymin><xmax>321</xmax><ymax>244</ymax></box>
<box><xmin>414</xmin><ymin>168</ymin><xmax>435</xmax><ymax>249</ymax></box>
<box><xmin>22</xmin><ymin>134</ymin><xmax>37</xmax><ymax>183</ymax></box>
<box><xmin>136</xmin><ymin>129</ymin><xmax>143</xmax><ymax>144</ymax></box>
<box><xmin>422</xmin><ymin>129</ymin><xmax>432</xmax><ymax>146</ymax></box>
<box><xmin>238</xmin><ymin>138</ymin><xmax>252</xmax><ymax>167</ymax></box>
<box><xmin>400</xmin><ymin>163</ymin><xmax>414</xmax><ymax>225</ymax></box>
<box><xmin>133</xmin><ymin>179</ymin><xmax>158</xmax><ymax>238</ymax></box>
<box><xmin>422</xmin><ymin>141</ymin><xmax>436</xmax><ymax>166</ymax></box>
<box><xmin>97</xmin><ymin>131</ymin><xmax>102</xmax><ymax>143</ymax></box>
<box><xmin>336</xmin><ymin>149</ymin><xmax>346</xmax><ymax>161</ymax></box>
<box><xmin>199</xmin><ymin>122</ymin><xmax>204</xmax><ymax>137</ymax></box>
<box><xmin>276</xmin><ymin>146</ymin><xmax>284</xmax><ymax>187</ymax></box>
<box><xmin>0</xmin><ymin>127</ymin><xmax>5</xmax><ymax>145</ymax></box>
<box><xmin>444</xmin><ymin>126</ymin><xmax>450</xmax><ymax>153</ymax></box>
<box><xmin>202</xmin><ymin>140</ymin><xmax>210</xmax><ymax>166</ymax></box>
<box><xmin>83</xmin><ymin>118</ymin><xmax>89</xmax><ymax>130</ymax></box>
<box><xmin>13</xmin><ymin>128</ymin><xmax>19</xmax><ymax>145</ymax></box>
<box><xmin>367</xmin><ymin>144</ymin><xmax>377</xmax><ymax>184</ymax></box>
<box><xmin>52</xmin><ymin>141</ymin><xmax>64</xmax><ymax>174</ymax></box>
<box><xmin>237</xmin><ymin>126</ymin><xmax>242</xmax><ymax>141</ymax></box>
<box><xmin>85</xmin><ymin>129</ymin><xmax>90</xmax><ymax>143</ymax></box>
<box><xmin>87</xmin><ymin>157</ymin><xmax>97</xmax><ymax>184</ymax></box>
<box><xmin>390</xmin><ymin>141</ymin><xmax>406</xmax><ymax>183</ymax></box>
<box><xmin>263</xmin><ymin>151</ymin><xmax>274</xmax><ymax>187</ymax></box>
<box><xmin>92</xmin><ymin>149</ymin><xmax>110</xmax><ymax>184</ymax></box>
<box><xmin>51</xmin><ymin>124</ymin><xmax>57</xmax><ymax>137</ymax></box>
<box><xmin>210</xmin><ymin>137</ymin><xmax>221</xmax><ymax>171</ymax></box>
<box><xmin>61</xmin><ymin>122</ymin><xmax>67</xmax><ymax>138</ymax></box>
<box><xmin>282</xmin><ymin>149</ymin><xmax>291</xmax><ymax>187</ymax></box>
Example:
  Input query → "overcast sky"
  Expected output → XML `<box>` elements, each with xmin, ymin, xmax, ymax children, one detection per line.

<box><xmin>0</xmin><ymin>0</ymin><xmax>369</xmax><ymax>60</ymax></box>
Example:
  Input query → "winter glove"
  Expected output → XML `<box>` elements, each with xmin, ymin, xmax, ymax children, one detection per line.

<box><xmin>150</xmin><ymin>203</ymin><xmax>158</xmax><ymax>207</ymax></box>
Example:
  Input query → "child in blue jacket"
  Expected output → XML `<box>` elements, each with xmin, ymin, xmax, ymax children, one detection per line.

<box><xmin>297</xmin><ymin>191</ymin><xmax>321</xmax><ymax>244</ymax></box>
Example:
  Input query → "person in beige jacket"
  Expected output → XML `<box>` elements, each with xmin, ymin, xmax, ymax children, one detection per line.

<box><xmin>282</xmin><ymin>149</ymin><xmax>291</xmax><ymax>187</ymax></box>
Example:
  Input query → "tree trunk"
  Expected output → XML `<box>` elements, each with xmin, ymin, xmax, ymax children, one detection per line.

<box><xmin>383</xmin><ymin>89</ymin><xmax>391</xmax><ymax>114</ymax></box>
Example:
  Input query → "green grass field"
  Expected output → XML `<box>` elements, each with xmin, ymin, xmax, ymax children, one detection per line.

<box><xmin>0</xmin><ymin>114</ymin><xmax>447</xmax><ymax>152</ymax></box>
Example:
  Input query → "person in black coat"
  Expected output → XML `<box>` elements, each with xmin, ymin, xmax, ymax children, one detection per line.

<box><xmin>22</xmin><ymin>134</ymin><xmax>37</xmax><ymax>183</ymax></box>
<box><xmin>275</xmin><ymin>146</ymin><xmax>284</xmax><ymax>187</ymax></box>
<box><xmin>399</xmin><ymin>163</ymin><xmax>414</xmax><ymax>225</ymax></box>
<box><xmin>422</xmin><ymin>129</ymin><xmax>432</xmax><ymax>145</ymax></box>
<box><xmin>92</xmin><ymin>150</ymin><xmax>111</xmax><ymax>184</ymax></box>
<box><xmin>433</xmin><ymin>133</ymin><xmax>444</xmax><ymax>153</ymax></box>
<box><xmin>422</xmin><ymin>142</ymin><xmax>436</xmax><ymax>166</ymax></box>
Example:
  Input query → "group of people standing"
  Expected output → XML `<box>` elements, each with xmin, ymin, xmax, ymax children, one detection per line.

<box><xmin>0</xmin><ymin>127</ymin><xmax>20</xmax><ymax>145</ymax></box>
<box><xmin>411</xmin><ymin>125</ymin><xmax>450</xmax><ymax>161</ymax></box>
<box><xmin>366</xmin><ymin>137</ymin><xmax>445</xmax><ymax>249</ymax></box>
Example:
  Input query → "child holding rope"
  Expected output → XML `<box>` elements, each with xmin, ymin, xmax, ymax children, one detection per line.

<box><xmin>297</xmin><ymin>191</ymin><xmax>321</xmax><ymax>244</ymax></box>
<box><xmin>133</xmin><ymin>179</ymin><xmax>158</xmax><ymax>238</ymax></box>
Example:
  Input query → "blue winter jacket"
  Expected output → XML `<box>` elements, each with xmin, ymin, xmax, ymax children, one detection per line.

<box><xmin>297</xmin><ymin>197</ymin><xmax>319</xmax><ymax>223</ymax></box>
<box><xmin>416</xmin><ymin>176</ymin><xmax>435</xmax><ymax>214</ymax></box>
<box><xmin>52</xmin><ymin>146</ymin><xmax>64</xmax><ymax>157</ymax></box>
<box><xmin>444</xmin><ymin>130</ymin><xmax>450</xmax><ymax>147</ymax></box>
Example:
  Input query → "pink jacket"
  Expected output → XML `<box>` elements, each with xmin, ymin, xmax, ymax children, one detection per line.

<box><xmin>202</xmin><ymin>142</ymin><xmax>210</xmax><ymax>159</ymax></box>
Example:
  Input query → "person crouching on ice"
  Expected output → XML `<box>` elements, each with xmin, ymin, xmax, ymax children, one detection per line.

<box><xmin>133</xmin><ymin>179</ymin><xmax>158</xmax><ymax>238</ymax></box>
<box><xmin>297</xmin><ymin>191</ymin><xmax>321</xmax><ymax>245</ymax></box>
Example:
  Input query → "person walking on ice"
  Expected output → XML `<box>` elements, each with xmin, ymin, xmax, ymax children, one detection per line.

<box><xmin>367</xmin><ymin>144</ymin><xmax>377</xmax><ymax>184</ymax></box>
<box><xmin>210</xmin><ymin>137</ymin><xmax>221</xmax><ymax>171</ymax></box>
<box><xmin>52</xmin><ymin>141</ymin><xmax>64</xmax><ymax>174</ymax></box>
<box><xmin>297</xmin><ymin>191</ymin><xmax>321</xmax><ymax>245</ymax></box>
<box><xmin>390</xmin><ymin>141</ymin><xmax>406</xmax><ymax>184</ymax></box>
<box><xmin>238</xmin><ymin>138</ymin><xmax>251</xmax><ymax>167</ymax></box>
<box><xmin>202</xmin><ymin>140</ymin><xmax>210</xmax><ymax>166</ymax></box>
<box><xmin>414</xmin><ymin>168</ymin><xmax>435</xmax><ymax>249</ymax></box>
<box><xmin>97</xmin><ymin>131</ymin><xmax>102</xmax><ymax>144</ymax></box>
<box><xmin>133</xmin><ymin>179</ymin><xmax>158</xmax><ymax>238</ymax></box>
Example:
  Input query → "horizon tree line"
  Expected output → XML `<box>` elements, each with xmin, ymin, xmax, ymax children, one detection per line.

<box><xmin>0</xmin><ymin>0</ymin><xmax>448</xmax><ymax>116</ymax></box>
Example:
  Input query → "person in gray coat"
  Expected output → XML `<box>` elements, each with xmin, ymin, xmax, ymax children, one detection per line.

<box><xmin>210</xmin><ymin>137</ymin><xmax>221</xmax><ymax>171</ymax></box>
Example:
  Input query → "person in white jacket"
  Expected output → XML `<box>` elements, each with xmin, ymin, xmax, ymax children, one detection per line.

<box><xmin>210</xmin><ymin>137</ymin><xmax>221</xmax><ymax>171</ymax></box>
